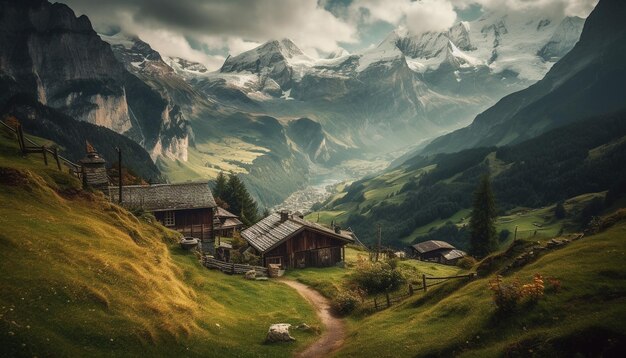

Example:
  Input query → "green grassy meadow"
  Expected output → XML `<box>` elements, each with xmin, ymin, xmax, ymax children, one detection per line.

<box><xmin>0</xmin><ymin>132</ymin><xmax>319</xmax><ymax>357</ymax></box>
<box><xmin>336</xmin><ymin>217</ymin><xmax>626</xmax><ymax>357</ymax></box>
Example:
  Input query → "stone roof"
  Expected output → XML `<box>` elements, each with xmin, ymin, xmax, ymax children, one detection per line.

<box><xmin>241</xmin><ymin>212</ymin><xmax>354</xmax><ymax>253</ymax></box>
<box><xmin>108</xmin><ymin>182</ymin><xmax>217</xmax><ymax>212</ymax></box>
<box><xmin>411</xmin><ymin>240</ymin><xmax>456</xmax><ymax>254</ymax></box>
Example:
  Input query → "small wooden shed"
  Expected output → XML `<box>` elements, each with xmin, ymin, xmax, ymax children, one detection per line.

<box><xmin>241</xmin><ymin>211</ymin><xmax>354</xmax><ymax>269</ymax></box>
<box><xmin>410</xmin><ymin>240</ymin><xmax>467</xmax><ymax>265</ymax></box>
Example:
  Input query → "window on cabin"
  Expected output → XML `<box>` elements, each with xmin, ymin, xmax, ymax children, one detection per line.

<box><xmin>164</xmin><ymin>211</ymin><xmax>175</xmax><ymax>227</ymax></box>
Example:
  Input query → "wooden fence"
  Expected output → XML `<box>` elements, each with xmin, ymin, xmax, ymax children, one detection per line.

<box><xmin>202</xmin><ymin>257</ymin><xmax>268</xmax><ymax>276</ymax></box>
<box><xmin>362</xmin><ymin>273</ymin><xmax>476</xmax><ymax>311</ymax></box>
<box><xmin>421</xmin><ymin>273</ymin><xmax>476</xmax><ymax>292</ymax></box>
<box><xmin>362</xmin><ymin>286</ymin><xmax>415</xmax><ymax>311</ymax></box>
<box><xmin>0</xmin><ymin>120</ymin><xmax>82</xmax><ymax>177</ymax></box>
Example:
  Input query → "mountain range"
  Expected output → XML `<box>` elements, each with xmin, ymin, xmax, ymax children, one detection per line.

<box><xmin>0</xmin><ymin>0</ymin><xmax>597</xmax><ymax>209</ymax></box>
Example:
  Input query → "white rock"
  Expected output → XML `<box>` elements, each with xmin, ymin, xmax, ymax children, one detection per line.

<box><xmin>265</xmin><ymin>323</ymin><xmax>295</xmax><ymax>343</ymax></box>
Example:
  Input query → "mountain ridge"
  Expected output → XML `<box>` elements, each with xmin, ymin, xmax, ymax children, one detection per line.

<box><xmin>422</xmin><ymin>0</ymin><xmax>626</xmax><ymax>155</ymax></box>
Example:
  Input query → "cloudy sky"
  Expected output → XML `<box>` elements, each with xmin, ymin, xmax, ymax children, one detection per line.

<box><xmin>59</xmin><ymin>0</ymin><xmax>598</xmax><ymax>70</ymax></box>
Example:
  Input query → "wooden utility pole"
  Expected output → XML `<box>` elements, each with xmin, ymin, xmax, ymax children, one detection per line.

<box><xmin>116</xmin><ymin>147</ymin><xmax>122</xmax><ymax>204</ymax></box>
<box><xmin>514</xmin><ymin>225</ymin><xmax>518</xmax><ymax>241</ymax></box>
<box><xmin>375</xmin><ymin>224</ymin><xmax>381</xmax><ymax>262</ymax></box>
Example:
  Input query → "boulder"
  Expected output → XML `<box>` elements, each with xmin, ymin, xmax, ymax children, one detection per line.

<box><xmin>245</xmin><ymin>270</ymin><xmax>256</xmax><ymax>280</ymax></box>
<box><xmin>265</xmin><ymin>323</ymin><xmax>295</xmax><ymax>343</ymax></box>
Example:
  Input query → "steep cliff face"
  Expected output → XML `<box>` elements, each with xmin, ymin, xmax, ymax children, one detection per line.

<box><xmin>0</xmin><ymin>0</ymin><xmax>190</xmax><ymax>162</ymax></box>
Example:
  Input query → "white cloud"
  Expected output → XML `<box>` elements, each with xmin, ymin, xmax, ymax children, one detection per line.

<box><xmin>405</xmin><ymin>0</ymin><xmax>457</xmax><ymax>35</ymax></box>
<box><xmin>350</xmin><ymin>0</ymin><xmax>412</xmax><ymax>24</ymax></box>
<box><xmin>451</xmin><ymin>0</ymin><xmax>598</xmax><ymax>18</ymax></box>
<box><xmin>60</xmin><ymin>0</ymin><xmax>358</xmax><ymax>68</ymax></box>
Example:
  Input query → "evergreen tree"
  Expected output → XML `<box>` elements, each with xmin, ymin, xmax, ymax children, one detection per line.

<box><xmin>225</xmin><ymin>173</ymin><xmax>259</xmax><ymax>226</ymax></box>
<box><xmin>213</xmin><ymin>171</ymin><xmax>227</xmax><ymax>200</ymax></box>
<box><xmin>554</xmin><ymin>201</ymin><xmax>566</xmax><ymax>219</ymax></box>
<box><xmin>469</xmin><ymin>174</ymin><xmax>498</xmax><ymax>258</ymax></box>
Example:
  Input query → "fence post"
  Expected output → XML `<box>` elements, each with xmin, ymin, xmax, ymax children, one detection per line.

<box><xmin>374</xmin><ymin>297</ymin><xmax>378</xmax><ymax>310</ymax></box>
<box><xmin>16</xmin><ymin>124</ymin><xmax>25</xmax><ymax>153</ymax></box>
<box><xmin>386</xmin><ymin>292</ymin><xmax>391</xmax><ymax>307</ymax></box>
<box><xmin>231</xmin><ymin>262</ymin><xmax>235</xmax><ymax>274</ymax></box>
<box><xmin>408</xmin><ymin>284</ymin><xmax>414</xmax><ymax>296</ymax></box>
<box><xmin>42</xmin><ymin>146</ymin><xmax>48</xmax><ymax>166</ymax></box>
<box><xmin>422</xmin><ymin>274</ymin><xmax>427</xmax><ymax>292</ymax></box>
<box><xmin>53</xmin><ymin>147</ymin><xmax>61</xmax><ymax>170</ymax></box>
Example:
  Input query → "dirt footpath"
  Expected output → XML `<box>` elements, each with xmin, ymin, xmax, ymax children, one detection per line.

<box><xmin>279</xmin><ymin>279</ymin><xmax>346</xmax><ymax>358</ymax></box>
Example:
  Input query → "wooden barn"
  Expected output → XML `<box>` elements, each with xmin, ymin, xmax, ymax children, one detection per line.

<box><xmin>410</xmin><ymin>240</ymin><xmax>467</xmax><ymax>265</ymax></box>
<box><xmin>214</xmin><ymin>207</ymin><xmax>244</xmax><ymax>238</ymax></box>
<box><xmin>109</xmin><ymin>182</ymin><xmax>217</xmax><ymax>253</ymax></box>
<box><xmin>241</xmin><ymin>211</ymin><xmax>354</xmax><ymax>269</ymax></box>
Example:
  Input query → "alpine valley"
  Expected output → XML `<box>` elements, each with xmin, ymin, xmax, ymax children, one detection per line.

<box><xmin>3</xmin><ymin>0</ymin><xmax>626</xmax><ymax>357</ymax></box>
<box><xmin>0</xmin><ymin>0</ymin><xmax>588</xmax><ymax>208</ymax></box>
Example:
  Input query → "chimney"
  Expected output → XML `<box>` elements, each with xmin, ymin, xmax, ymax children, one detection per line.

<box><xmin>280</xmin><ymin>210</ymin><xmax>289</xmax><ymax>223</ymax></box>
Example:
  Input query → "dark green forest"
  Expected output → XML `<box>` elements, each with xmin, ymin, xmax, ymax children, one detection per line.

<box><xmin>342</xmin><ymin>110</ymin><xmax>626</xmax><ymax>247</ymax></box>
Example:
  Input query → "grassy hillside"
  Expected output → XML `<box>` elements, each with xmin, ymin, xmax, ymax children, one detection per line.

<box><xmin>310</xmin><ymin>111</ymin><xmax>626</xmax><ymax>248</ymax></box>
<box><xmin>286</xmin><ymin>246</ymin><xmax>463</xmax><ymax>299</ymax></box>
<box><xmin>0</xmin><ymin>131</ymin><xmax>319</xmax><ymax>357</ymax></box>
<box><xmin>335</xmin><ymin>215</ymin><xmax>626</xmax><ymax>357</ymax></box>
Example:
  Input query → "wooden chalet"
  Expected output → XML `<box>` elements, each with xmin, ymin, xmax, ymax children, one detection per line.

<box><xmin>241</xmin><ymin>211</ymin><xmax>354</xmax><ymax>269</ymax></box>
<box><xmin>109</xmin><ymin>182</ymin><xmax>217</xmax><ymax>253</ymax></box>
<box><xmin>410</xmin><ymin>240</ymin><xmax>467</xmax><ymax>265</ymax></box>
<box><xmin>214</xmin><ymin>207</ymin><xmax>244</xmax><ymax>238</ymax></box>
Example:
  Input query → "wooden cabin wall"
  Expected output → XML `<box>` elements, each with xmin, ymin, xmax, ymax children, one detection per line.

<box><xmin>154</xmin><ymin>208</ymin><xmax>214</xmax><ymax>241</ymax></box>
<box><xmin>263</xmin><ymin>230</ymin><xmax>347</xmax><ymax>268</ymax></box>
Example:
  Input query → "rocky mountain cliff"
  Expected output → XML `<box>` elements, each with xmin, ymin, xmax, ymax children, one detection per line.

<box><xmin>422</xmin><ymin>0</ymin><xmax>626</xmax><ymax>155</ymax></box>
<box><xmin>0</xmin><ymin>0</ymin><xmax>190</xmax><ymax>162</ymax></box>
<box><xmin>189</xmin><ymin>12</ymin><xmax>584</xmax><ymax>153</ymax></box>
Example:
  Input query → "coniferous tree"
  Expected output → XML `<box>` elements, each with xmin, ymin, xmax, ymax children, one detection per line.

<box><xmin>224</xmin><ymin>173</ymin><xmax>259</xmax><ymax>226</ymax></box>
<box><xmin>213</xmin><ymin>171</ymin><xmax>227</xmax><ymax>199</ymax></box>
<box><xmin>554</xmin><ymin>201</ymin><xmax>566</xmax><ymax>219</ymax></box>
<box><xmin>469</xmin><ymin>173</ymin><xmax>498</xmax><ymax>258</ymax></box>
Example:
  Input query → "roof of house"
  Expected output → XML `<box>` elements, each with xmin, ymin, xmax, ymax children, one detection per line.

<box><xmin>411</xmin><ymin>240</ymin><xmax>456</xmax><ymax>254</ymax></box>
<box><xmin>217</xmin><ymin>217</ymin><xmax>244</xmax><ymax>229</ymax></box>
<box><xmin>109</xmin><ymin>182</ymin><xmax>217</xmax><ymax>212</ymax></box>
<box><xmin>241</xmin><ymin>212</ymin><xmax>354</xmax><ymax>253</ymax></box>
<box><xmin>215</xmin><ymin>207</ymin><xmax>239</xmax><ymax>219</ymax></box>
<box><xmin>442</xmin><ymin>249</ymin><xmax>466</xmax><ymax>261</ymax></box>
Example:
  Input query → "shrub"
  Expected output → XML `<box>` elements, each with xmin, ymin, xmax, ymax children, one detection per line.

<box><xmin>350</xmin><ymin>258</ymin><xmax>405</xmax><ymax>295</ymax></box>
<box><xmin>457</xmin><ymin>256</ymin><xmax>477</xmax><ymax>269</ymax></box>
<box><xmin>331</xmin><ymin>290</ymin><xmax>362</xmax><ymax>315</ymax></box>
<box><xmin>520</xmin><ymin>274</ymin><xmax>545</xmax><ymax>302</ymax></box>
<box><xmin>545</xmin><ymin>276</ymin><xmax>562</xmax><ymax>293</ymax></box>
<box><xmin>488</xmin><ymin>274</ymin><xmax>547</xmax><ymax>313</ymax></box>
<box><xmin>488</xmin><ymin>275</ymin><xmax>523</xmax><ymax>313</ymax></box>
